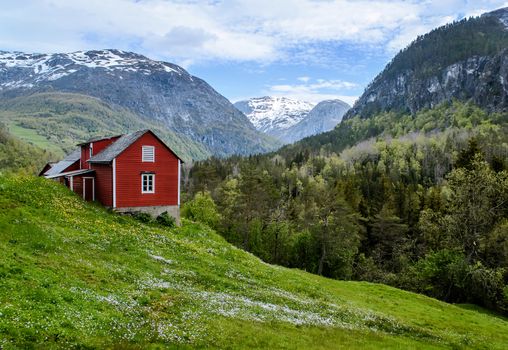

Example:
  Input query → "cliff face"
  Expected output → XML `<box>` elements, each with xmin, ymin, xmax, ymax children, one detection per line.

<box><xmin>346</xmin><ymin>8</ymin><xmax>508</xmax><ymax>119</ymax></box>
<box><xmin>349</xmin><ymin>51</ymin><xmax>508</xmax><ymax>118</ymax></box>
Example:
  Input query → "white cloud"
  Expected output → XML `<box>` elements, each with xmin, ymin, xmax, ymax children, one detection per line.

<box><xmin>266</xmin><ymin>78</ymin><xmax>358</xmax><ymax>105</ymax></box>
<box><xmin>0</xmin><ymin>0</ymin><xmax>506</xmax><ymax>65</ymax></box>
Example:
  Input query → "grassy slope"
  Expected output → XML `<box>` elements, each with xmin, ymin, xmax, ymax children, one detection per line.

<box><xmin>0</xmin><ymin>176</ymin><xmax>507</xmax><ymax>349</ymax></box>
<box><xmin>0</xmin><ymin>92</ymin><xmax>210</xmax><ymax>161</ymax></box>
<box><xmin>0</xmin><ymin>126</ymin><xmax>55</xmax><ymax>175</ymax></box>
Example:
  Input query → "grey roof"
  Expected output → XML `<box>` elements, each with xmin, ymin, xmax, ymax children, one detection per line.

<box><xmin>88</xmin><ymin>129</ymin><xmax>149</xmax><ymax>163</ymax></box>
<box><xmin>45</xmin><ymin>169</ymin><xmax>94</xmax><ymax>179</ymax></box>
<box><xmin>77</xmin><ymin>134</ymin><xmax>122</xmax><ymax>146</ymax></box>
<box><xmin>63</xmin><ymin>148</ymin><xmax>82</xmax><ymax>161</ymax></box>
<box><xmin>44</xmin><ymin>148</ymin><xmax>81</xmax><ymax>176</ymax></box>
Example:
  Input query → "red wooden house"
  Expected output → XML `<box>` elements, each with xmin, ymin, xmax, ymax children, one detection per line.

<box><xmin>41</xmin><ymin>130</ymin><xmax>182</xmax><ymax>224</ymax></box>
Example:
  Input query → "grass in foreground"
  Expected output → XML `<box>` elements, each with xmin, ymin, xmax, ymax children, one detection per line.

<box><xmin>0</xmin><ymin>175</ymin><xmax>507</xmax><ymax>349</ymax></box>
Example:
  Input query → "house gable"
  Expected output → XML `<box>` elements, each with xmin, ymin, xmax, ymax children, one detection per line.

<box><xmin>114</xmin><ymin>132</ymin><xmax>179</xmax><ymax>208</ymax></box>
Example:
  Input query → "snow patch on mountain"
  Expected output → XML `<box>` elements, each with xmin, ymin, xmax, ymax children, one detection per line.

<box><xmin>0</xmin><ymin>49</ymin><xmax>185</xmax><ymax>88</ymax></box>
<box><xmin>235</xmin><ymin>96</ymin><xmax>350</xmax><ymax>144</ymax></box>
<box><xmin>0</xmin><ymin>49</ymin><xmax>278</xmax><ymax>157</ymax></box>
<box><xmin>234</xmin><ymin>96</ymin><xmax>315</xmax><ymax>134</ymax></box>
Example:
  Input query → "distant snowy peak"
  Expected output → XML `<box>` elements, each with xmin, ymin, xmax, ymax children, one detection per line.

<box><xmin>235</xmin><ymin>96</ymin><xmax>350</xmax><ymax>144</ymax></box>
<box><xmin>234</xmin><ymin>96</ymin><xmax>315</xmax><ymax>134</ymax></box>
<box><xmin>282</xmin><ymin>99</ymin><xmax>350</xmax><ymax>144</ymax></box>
<box><xmin>0</xmin><ymin>49</ymin><xmax>186</xmax><ymax>88</ymax></box>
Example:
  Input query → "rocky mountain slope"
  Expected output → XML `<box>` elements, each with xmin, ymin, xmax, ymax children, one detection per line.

<box><xmin>0</xmin><ymin>92</ymin><xmax>210</xmax><ymax>160</ymax></box>
<box><xmin>0</xmin><ymin>49</ymin><xmax>278</xmax><ymax>157</ymax></box>
<box><xmin>283</xmin><ymin>99</ymin><xmax>350</xmax><ymax>143</ymax></box>
<box><xmin>234</xmin><ymin>96</ymin><xmax>314</xmax><ymax>134</ymax></box>
<box><xmin>235</xmin><ymin>96</ymin><xmax>349</xmax><ymax>144</ymax></box>
<box><xmin>346</xmin><ymin>7</ymin><xmax>508</xmax><ymax>120</ymax></box>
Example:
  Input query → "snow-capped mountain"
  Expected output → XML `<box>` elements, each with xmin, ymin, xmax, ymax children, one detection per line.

<box><xmin>0</xmin><ymin>49</ymin><xmax>278</xmax><ymax>156</ymax></box>
<box><xmin>234</xmin><ymin>96</ymin><xmax>315</xmax><ymax>135</ymax></box>
<box><xmin>283</xmin><ymin>99</ymin><xmax>350</xmax><ymax>143</ymax></box>
<box><xmin>235</xmin><ymin>96</ymin><xmax>349</xmax><ymax>144</ymax></box>
<box><xmin>0</xmin><ymin>50</ymin><xmax>185</xmax><ymax>88</ymax></box>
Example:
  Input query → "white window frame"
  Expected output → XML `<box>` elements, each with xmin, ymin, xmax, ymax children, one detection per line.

<box><xmin>142</xmin><ymin>145</ymin><xmax>155</xmax><ymax>162</ymax></box>
<box><xmin>141</xmin><ymin>173</ymin><xmax>155</xmax><ymax>194</ymax></box>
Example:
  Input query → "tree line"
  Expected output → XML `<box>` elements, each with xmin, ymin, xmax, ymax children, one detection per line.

<box><xmin>183</xmin><ymin>102</ymin><xmax>508</xmax><ymax>314</ymax></box>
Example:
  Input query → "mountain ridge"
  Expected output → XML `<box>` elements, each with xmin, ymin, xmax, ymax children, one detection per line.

<box><xmin>234</xmin><ymin>96</ymin><xmax>315</xmax><ymax>133</ymax></box>
<box><xmin>0</xmin><ymin>49</ymin><xmax>279</xmax><ymax>157</ymax></box>
<box><xmin>282</xmin><ymin>99</ymin><xmax>350</xmax><ymax>143</ymax></box>
<box><xmin>344</xmin><ymin>7</ymin><xmax>508</xmax><ymax>120</ymax></box>
<box><xmin>235</xmin><ymin>96</ymin><xmax>349</xmax><ymax>144</ymax></box>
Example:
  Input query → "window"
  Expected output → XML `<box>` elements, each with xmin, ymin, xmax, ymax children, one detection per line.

<box><xmin>142</xmin><ymin>146</ymin><xmax>155</xmax><ymax>162</ymax></box>
<box><xmin>141</xmin><ymin>174</ymin><xmax>155</xmax><ymax>193</ymax></box>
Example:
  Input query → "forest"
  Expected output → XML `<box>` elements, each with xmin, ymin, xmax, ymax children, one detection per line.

<box><xmin>382</xmin><ymin>14</ymin><xmax>508</xmax><ymax>81</ymax></box>
<box><xmin>184</xmin><ymin>101</ymin><xmax>508</xmax><ymax>315</ymax></box>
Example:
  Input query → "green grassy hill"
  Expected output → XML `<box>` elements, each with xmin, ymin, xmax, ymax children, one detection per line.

<box><xmin>0</xmin><ymin>125</ymin><xmax>55</xmax><ymax>175</ymax></box>
<box><xmin>0</xmin><ymin>93</ymin><xmax>210</xmax><ymax>161</ymax></box>
<box><xmin>1</xmin><ymin>175</ymin><xmax>507</xmax><ymax>349</ymax></box>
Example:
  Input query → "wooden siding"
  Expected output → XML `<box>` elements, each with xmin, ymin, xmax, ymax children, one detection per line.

<box><xmin>92</xmin><ymin>137</ymin><xmax>120</xmax><ymax>157</ymax></box>
<box><xmin>80</xmin><ymin>146</ymin><xmax>89</xmax><ymax>169</ymax></box>
<box><xmin>80</xmin><ymin>137</ymin><xmax>120</xmax><ymax>169</ymax></box>
<box><xmin>38</xmin><ymin>163</ymin><xmax>52</xmax><ymax>176</ymax></box>
<box><xmin>71</xmin><ymin>176</ymin><xmax>83</xmax><ymax>198</ymax></box>
<box><xmin>92</xmin><ymin>163</ymin><xmax>113</xmax><ymax>207</ymax></box>
<box><xmin>64</xmin><ymin>160</ymin><xmax>80</xmax><ymax>173</ymax></box>
<box><xmin>115</xmin><ymin>133</ymin><xmax>179</xmax><ymax>208</ymax></box>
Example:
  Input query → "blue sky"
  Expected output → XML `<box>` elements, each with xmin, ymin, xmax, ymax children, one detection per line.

<box><xmin>1</xmin><ymin>0</ymin><xmax>508</xmax><ymax>106</ymax></box>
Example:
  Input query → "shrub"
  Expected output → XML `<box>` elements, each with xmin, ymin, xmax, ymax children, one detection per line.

<box><xmin>403</xmin><ymin>250</ymin><xmax>508</xmax><ymax>314</ymax></box>
<box><xmin>156</xmin><ymin>211</ymin><xmax>176</xmax><ymax>228</ymax></box>
<box><xmin>182</xmin><ymin>191</ymin><xmax>221</xmax><ymax>228</ymax></box>
<box><xmin>132</xmin><ymin>212</ymin><xmax>153</xmax><ymax>224</ymax></box>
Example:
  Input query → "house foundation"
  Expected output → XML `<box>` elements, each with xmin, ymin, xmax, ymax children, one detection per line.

<box><xmin>115</xmin><ymin>205</ymin><xmax>180</xmax><ymax>226</ymax></box>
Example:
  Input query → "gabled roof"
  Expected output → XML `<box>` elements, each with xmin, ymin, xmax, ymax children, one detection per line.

<box><xmin>43</xmin><ymin>148</ymin><xmax>81</xmax><ymax>176</ymax></box>
<box><xmin>88</xmin><ymin>129</ymin><xmax>184</xmax><ymax>163</ymax></box>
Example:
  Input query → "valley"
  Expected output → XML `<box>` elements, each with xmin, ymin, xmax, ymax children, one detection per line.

<box><xmin>1</xmin><ymin>3</ymin><xmax>508</xmax><ymax>350</ymax></box>
<box><xmin>235</xmin><ymin>97</ymin><xmax>350</xmax><ymax>144</ymax></box>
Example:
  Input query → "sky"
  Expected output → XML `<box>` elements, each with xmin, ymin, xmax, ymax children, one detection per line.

<box><xmin>1</xmin><ymin>0</ymin><xmax>508</xmax><ymax>106</ymax></box>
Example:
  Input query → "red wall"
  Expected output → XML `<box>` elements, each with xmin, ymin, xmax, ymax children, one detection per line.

<box><xmin>92</xmin><ymin>163</ymin><xmax>113</xmax><ymax>207</ymax></box>
<box><xmin>115</xmin><ymin>132</ymin><xmax>179</xmax><ymax>208</ymax></box>
<box><xmin>80</xmin><ymin>146</ymin><xmax>89</xmax><ymax>169</ymax></box>
<box><xmin>93</xmin><ymin>137</ymin><xmax>120</xmax><ymax>157</ymax></box>
<box><xmin>72</xmin><ymin>176</ymin><xmax>83</xmax><ymax>198</ymax></box>
<box><xmin>64</xmin><ymin>160</ymin><xmax>80</xmax><ymax>173</ymax></box>
<box><xmin>80</xmin><ymin>137</ymin><xmax>120</xmax><ymax>169</ymax></box>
